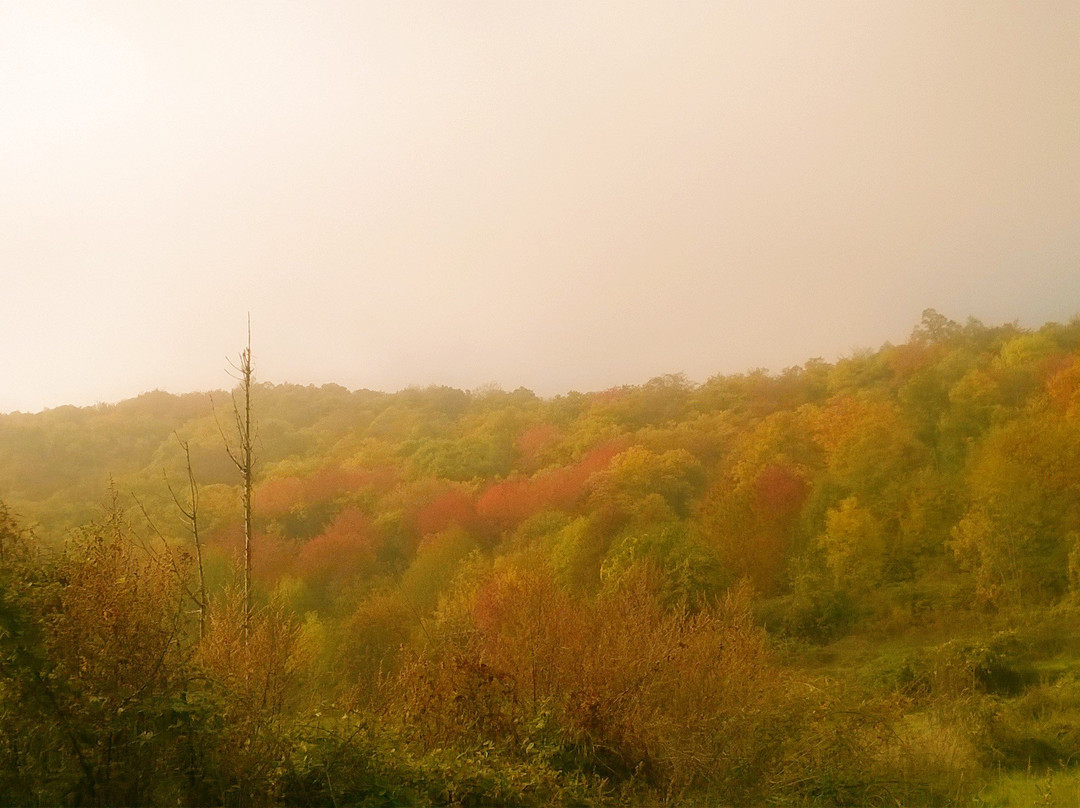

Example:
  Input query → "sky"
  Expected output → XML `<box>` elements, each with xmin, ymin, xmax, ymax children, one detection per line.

<box><xmin>1</xmin><ymin>0</ymin><xmax>1078</xmax><ymax>413</ymax></box>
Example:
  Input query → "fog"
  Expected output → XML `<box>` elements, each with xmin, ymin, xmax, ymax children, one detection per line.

<box><xmin>2</xmin><ymin>1</ymin><xmax>1077</xmax><ymax>412</ymax></box>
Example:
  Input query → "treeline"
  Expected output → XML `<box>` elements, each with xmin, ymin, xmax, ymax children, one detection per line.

<box><xmin>4</xmin><ymin>309</ymin><xmax>1080</xmax><ymax>805</ymax></box>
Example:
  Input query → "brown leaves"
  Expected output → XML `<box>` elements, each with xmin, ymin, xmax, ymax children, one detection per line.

<box><xmin>394</xmin><ymin>557</ymin><xmax>787</xmax><ymax>790</ymax></box>
<box><xmin>51</xmin><ymin>517</ymin><xmax>187</xmax><ymax>706</ymax></box>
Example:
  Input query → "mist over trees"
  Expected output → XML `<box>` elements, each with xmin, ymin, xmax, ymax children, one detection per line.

<box><xmin>4</xmin><ymin>310</ymin><xmax>1080</xmax><ymax>805</ymax></box>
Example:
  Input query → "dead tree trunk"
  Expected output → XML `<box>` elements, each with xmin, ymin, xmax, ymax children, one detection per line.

<box><xmin>216</xmin><ymin>316</ymin><xmax>256</xmax><ymax>637</ymax></box>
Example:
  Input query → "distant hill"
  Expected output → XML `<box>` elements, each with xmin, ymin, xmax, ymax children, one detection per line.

<box><xmin>7</xmin><ymin>310</ymin><xmax>1080</xmax><ymax>804</ymax></box>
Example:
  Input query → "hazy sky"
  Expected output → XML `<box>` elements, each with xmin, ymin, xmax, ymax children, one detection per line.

<box><xmin>2</xmin><ymin>1</ymin><xmax>1078</xmax><ymax>413</ymax></box>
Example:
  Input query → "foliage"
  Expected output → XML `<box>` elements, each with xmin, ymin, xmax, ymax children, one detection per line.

<box><xmin>3</xmin><ymin>312</ymin><xmax>1080</xmax><ymax>804</ymax></box>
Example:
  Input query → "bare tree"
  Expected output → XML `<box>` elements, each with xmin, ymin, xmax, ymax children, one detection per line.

<box><xmin>215</xmin><ymin>316</ymin><xmax>257</xmax><ymax>636</ymax></box>
<box><xmin>167</xmin><ymin>434</ymin><xmax>207</xmax><ymax>639</ymax></box>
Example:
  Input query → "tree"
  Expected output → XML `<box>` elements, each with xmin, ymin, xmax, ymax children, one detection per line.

<box><xmin>950</xmin><ymin>414</ymin><xmax>1080</xmax><ymax>604</ymax></box>
<box><xmin>911</xmin><ymin>308</ymin><xmax>961</xmax><ymax>345</ymax></box>
<box><xmin>167</xmin><ymin>434</ymin><xmax>207</xmax><ymax>638</ymax></box>
<box><xmin>216</xmin><ymin>317</ymin><xmax>257</xmax><ymax>635</ymax></box>
<box><xmin>818</xmin><ymin>496</ymin><xmax>885</xmax><ymax>591</ymax></box>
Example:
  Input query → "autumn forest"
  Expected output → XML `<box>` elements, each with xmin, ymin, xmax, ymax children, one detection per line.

<box><xmin>6</xmin><ymin>309</ymin><xmax>1080</xmax><ymax>806</ymax></box>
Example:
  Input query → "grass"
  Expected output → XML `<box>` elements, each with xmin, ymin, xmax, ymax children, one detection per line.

<box><xmin>975</xmin><ymin>768</ymin><xmax>1080</xmax><ymax>807</ymax></box>
<box><xmin>762</xmin><ymin>601</ymin><xmax>1080</xmax><ymax>806</ymax></box>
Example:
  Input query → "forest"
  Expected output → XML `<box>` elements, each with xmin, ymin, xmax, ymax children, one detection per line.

<box><xmin>4</xmin><ymin>309</ymin><xmax>1080</xmax><ymax>806</ymax></box>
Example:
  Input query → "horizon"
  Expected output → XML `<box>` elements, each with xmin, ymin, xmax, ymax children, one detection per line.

<box><xmin>5</xmin><ymin>307</ymin><xmax>1075</xmax><ymax>416</ymax></box>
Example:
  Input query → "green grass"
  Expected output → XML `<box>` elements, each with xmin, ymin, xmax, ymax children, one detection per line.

<box><xmin>763</xmin><ymin>602</ymin><xmax>1080</xmax><ymax>806</ymax></box>
<box><xmin>975</xmin><ymin>768</ymin><xmax>1080</xmax><ymax>807</ymax></box>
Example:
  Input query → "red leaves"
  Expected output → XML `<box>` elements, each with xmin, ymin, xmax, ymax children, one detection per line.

<box><xmin>408</xmin><ymin>443</ymin><xmax>625</xmax><ymax>542</ymax></box>
<box><xmin>475</xmin><ymin>443</ymin><xmax>624</xmax><ymax>536</ymax></box>
<box><xmin>297</xmin><ymin>506</ymin><xmax>378</xmax><ymax>588</ymax></box>
<box><xmin>253</xmin><ymin>476</ymin><xmax>305</xmax><ymax>518</ymax></box>
<box><xmin>415</xmin><ymin>488</ymin><xmax>479</xmax><ymax>538</ymax></box>
<box><xmin>753</xmin><ymin>464</ymin><xmax>808</xmax><ymax>522</ymax></box>
<box><xmin>254</xmin><ymin>466</ymin><xmax>398</xmax><ymax>519</ymax></box>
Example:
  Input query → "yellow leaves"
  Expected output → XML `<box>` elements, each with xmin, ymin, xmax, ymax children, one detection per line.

<box><xmin>812</xmin><ymin>394</ymin><xmax>908</xmax><ymax>462</ymax></box>
<box><xmin>587</xmin><ymin>446</ymin><xmax>704</xmax><ymax>521</ymax></box>
<box><xmin>951</xmin><ymin>413</ymin><xmax>1080</xmax><ymax>605</ymax></box>
<box><xmin>996</xmin><ymin>332</ymin><xmax>1058</xmax><ymax>370</ymax></box>
<box><xmin>949</xmin><ymin>508</ymin><xmax>1011</xmax><ymax>605</ymax></box>
<box><xmin>400</xmin><ymin>526</ymin><xmax>481</xmax><ymax>615</ymax></box>
<box><xmin>549</xmin><ymin>516</ymin><xmax>607</xmax><ymax>593</ymax></box>
<box><xmin>819</xmin><ymin>497</ymin><xmax>884</xmax><ymax>590</ymax></box>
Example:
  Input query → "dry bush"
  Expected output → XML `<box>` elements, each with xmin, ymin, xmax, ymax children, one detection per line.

<box><xmin>1</xmin><ymin>500</ymin><xmax>198</xmax><ymax>806</ymax></box>
<box><xmin>197</xmin><ymin>591</ymin><xmax>309</xmax><ymax>805</ymax></box>
<box><xmin>392</xmin><ymin>557</ymin><xmax>791</xmax><ymax>796</ymax></box>
<box><xmin>51</xmin><ymin>519</ymin><xmax>188</xmax><ymax>706</ymax></box>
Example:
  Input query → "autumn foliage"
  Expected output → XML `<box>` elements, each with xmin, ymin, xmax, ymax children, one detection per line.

<box><xmin>6</xmin><ymin>312</ymin><xmax>1080</xmax><ymax>805</ymax></box>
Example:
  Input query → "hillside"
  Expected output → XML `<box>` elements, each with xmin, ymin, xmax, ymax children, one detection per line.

<box><xmin>4</xmin><ymin>309</ymin><xmax>1080</xmax><ymax>806</ymax></box>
